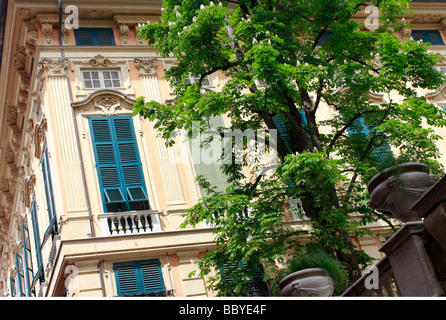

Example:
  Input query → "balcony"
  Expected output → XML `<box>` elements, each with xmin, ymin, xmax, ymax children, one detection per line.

<box><xmin>98</xmin><ymin>210</ymin><xmax>162</xmax><ymax>236</ymax></box>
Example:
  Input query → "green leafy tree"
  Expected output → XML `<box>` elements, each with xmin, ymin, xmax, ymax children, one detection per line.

<box><xmin>134</xmin><ymin>0</ymin><xmax>446</xmax><ymax>295</ymax></box>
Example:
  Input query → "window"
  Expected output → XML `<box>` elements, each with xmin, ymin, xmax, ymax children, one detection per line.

<box><xmin>316</xmin><ymin>31</ymin><xmax>333</xmax><ymax>46</ymax></box>
<box><xmin>220</xmin><ymin>261</ymin><xmax>269</xmax><ymax>296</ymax></box>
<box><xmin>272</xmin><ymin>111</ymin><xmax>307</xmax><ymax>153</ymax></box>
<box><xmin>345</xmin><ymin>115</ymin><xmax>394</xmax><ymax>164</ymax></box>
<box><xmin>411</xmin><ymin>30</ymin><xmax>444</xmax><ymax>45</ymax></box>
<box><xmin>185</xmin><ymin>74</ymin><xmax>211</xmax><ymax>86</ymax></box>
<box><xmin>22</xmin><ymin>224</ymin><xmax>34</xmax><ymax>296</ymax></box>
<box><xmin>114</xmin><ymin>259</ymin><xmax>166</xmax><ymax>296</ymax></box>
<box><xmin>15</xmin><ymin>253</ymin><xmax>25</xmax><ymax>297</ymax></box>
<box><xmin>82</xmin><ymin>70</ymin><xmax>122</xmax><ymax>89</ymax></box>
<box><xmin>89</xmin><ymin>117</ymin><xmax>149</xmax><ymax>212</ymax></box>
<box><xmin>41</xmin><ymin>148</ymin><xmax>58</xmax><ymax>244</ymax></box>
<box><xmin>74</xmin><ymin>28</ymin><xmax>115</xmax><ymax>46</ymax></box>
<box><xmin>29</xmin><ymin>199</ymin><xmax>45</xmax><ymax>290</ymax></box>
<box><xmin>189</xmin><ymin>116</ymin><xmax>231</xmax><ymax>195</ymax></box>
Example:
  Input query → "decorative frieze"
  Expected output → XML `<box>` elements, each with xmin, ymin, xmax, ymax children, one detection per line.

<box><xmin>4</xmin><ymin>147</ymin><xmax>15</xmax><ymax>165</ymax></box>
<box><xmin>0</xmin><ymin>178</ymin><xmax>9</xmax><ymax>193</ymax></box>
<box><xmin>17</xmin><ymin>71</ymin><xmax>31</xmax><ymax>115</ymax></box>
<box><xmin>6</xmin><ymin>106</ymin><xmax>17</xmax><ymax>125</ymax></box>
<box><xmin>25</xmin><ymin>30</ymin><xmax>38</xmax><ymax>55</ymax></box>
<box><xmin>10</xmin><ymin>126</ymin><xmax>22</xmax><ymax>156</ymax></box>
<box><xmin>13</xmin><ymin>45</ymin><xmax>27</xmax><ymax>70</ymax></box>
<box><xmin>134</xmin><ymin>58</ymin><xmax>157</xmax><ymax>76</ymax></box>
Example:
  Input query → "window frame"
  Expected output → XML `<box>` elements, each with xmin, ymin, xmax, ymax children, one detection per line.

<box><xmin>89</xmin><ymin>116</ymin><xmax>150</xmax><ymax>213</ymax></box>
<box><xmin>81</xmin><ymin>69</ymin><xmax>123</xmax><ymax>90</ymax></box>
<box><xmin>41</xmin><ymin>147</ymin><xmax>58</xmax><ymax>245</ymax></box>
<box><xmin>113</xmin><ymin>259</ymin><xmax>166</xmax><ymax>296</ymax></box>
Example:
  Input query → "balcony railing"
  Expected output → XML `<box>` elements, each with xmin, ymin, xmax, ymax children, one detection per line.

<box><xmin>98</xmin><ymin>210</ymin><xmax>162</xmax><ymax>236</ymax></box>
<box><xmin>342</xmin><ymin>256</ymin><xmax>400</xmax><ymax>297</ymax></box>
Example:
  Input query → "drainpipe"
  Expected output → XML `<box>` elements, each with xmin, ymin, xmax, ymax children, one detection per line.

<box><xmin>58</xmin><ymin>0</ymin><xmax>95</xmax><ymax>238</ymax></box>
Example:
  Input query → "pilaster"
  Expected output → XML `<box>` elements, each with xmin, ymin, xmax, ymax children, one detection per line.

<box><xmin>135</xmin><ymin>58</ymin><xmax>186</xmax><ymax>207</ymax></box>
<box><xmin>42</xmin><ymin>58</ymin><xmax>90</xmax><ymax>239</ymax></box>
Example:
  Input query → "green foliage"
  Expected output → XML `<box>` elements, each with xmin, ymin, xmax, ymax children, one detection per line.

<box><xmin>135</xmin><ymin>0</ymin><xmax>446</xmax><ymax>295</ymax></box>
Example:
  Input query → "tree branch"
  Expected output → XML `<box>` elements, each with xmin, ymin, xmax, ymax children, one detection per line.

<box><xmin>199</xmin><ymin>61</ymin><xmax>240</xmax><ymax>85</ymax></box>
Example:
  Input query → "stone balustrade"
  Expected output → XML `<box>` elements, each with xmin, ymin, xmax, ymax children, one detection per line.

<box><xmin>98</xmin><ymin>210</ymin><xmax>162</xmax><ymax>236</ymax></box>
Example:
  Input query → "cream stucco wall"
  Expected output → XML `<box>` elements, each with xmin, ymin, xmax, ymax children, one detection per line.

<box><xmin>0</xmin><ymin>0</ymin><xmax>445</xmax><ymax>298</ymax></box>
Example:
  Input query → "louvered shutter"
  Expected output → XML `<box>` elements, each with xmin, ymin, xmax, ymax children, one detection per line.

<box><xmin>346</xmin><ymin>116</ymin><xmax>393</xmax><ymax>164</ymax></box>
<box><xmin>112</xmin><ymin>118</ymin><xmax>148</xmax><ymax>210</ymax></box>
<box><xmin>191</xmin><ymin>116</ymin><xmax>231</xmax><ymax>196</ymax></box>
<box><xmin>75</xmin><ymin>29</ymin><xmax>94</xmax><ymax>45</ymax></box>
<box><xmin>89</xmin><ymin>117</ymin><xmax>149</xmax><ymax>212</ymax></box>
<box><xmin>272</xmin><ymin>111</ymin><xmax>307</xmax><ymax>153</ymax></box>
<box><xmin>140</xmin><ymin>260</ymin><xmax>165</xmax><ymax>293</ymax></box>
<box><xmin>220</xmin><ymin>261</ymin><xmax>269</xmax><ymax>296</ymax></box>
<box><xmin>411</xmin><ymin>30</ymin><xmax>444</xmax><ymax>45</ymax></box>
<box><xmin>74</xmin><ymin>28</ymin><xmax>115</xmax><ymax>46</ymax></box>
<box><xmin>96</xmin><ymin>29</ymin><xmax>115</xmax><ymax>46</ymax></box>
<box><xmin>114</xmin><ymin>263</ymin><xmax>139</xmax><ymax>295</ymax></box>
<box><xmin>114</xmin><ymin>259</ymin><xmax>165</xmax><ymax>296</ymax></box>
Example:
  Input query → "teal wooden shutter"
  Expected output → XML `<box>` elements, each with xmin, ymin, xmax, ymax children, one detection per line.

<box><xmin>346</xmin><ymin>116</ymin><xmax>393</xmax><ymax>164</ymax></box>
<box><xmin>114</xmin><ymin>259</ymin><xmax>165</xmax><ymax>296</ymax></box>
<box><xmin>15</xmin><ymin>253</ymin><xmax>25</xmax><ymax>297</ymax></box>
<box><xmin>272</xmin><ymin>111</ymin><xmax>307</xmax><ymax>154</ymax></box>
<box><xmin>22</xmin><ymin>224</ymin><xmax>34</xmax><ymax>296</ymax></box>
<box><xmin>90</xmin><ymin>117</ymin><xmax>149</xmax><ymax>212</ymax></box>
<box><xmin>42</xmin><ymin>148</ymin><xmax>56</xmax><ymax>223</ymax></box>
<box><xmin>30</xmin><ymin>199</ymin><xmax>44</xmax><ymax>284</ymax></box>
<box><xmin>191</xmin><ymin>116</ymin><xmax>231</xmax><ymax>195</ymax></box>
<box><xmin>219</xmin><ymin>261</ymin><xmax>269</xmax><ymax>296</ymax></box>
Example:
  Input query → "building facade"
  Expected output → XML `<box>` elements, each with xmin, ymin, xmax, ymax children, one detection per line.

<box><xmin>0</xmin><ymin>0</ymin><xmax>444</xmax><ymax>297</ymax></box>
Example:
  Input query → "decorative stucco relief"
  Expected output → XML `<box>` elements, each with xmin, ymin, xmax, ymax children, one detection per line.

<box><xmin>43</xmin><ymin>58</ymin><xmax>69</xmax><ymax>77</ymax></box>
<box><xmin>34</xmin><ymin>118</ymin><xmax>47</xmax><ymax>159</ymax></box>
<box><xmin>72</xmin><ymin>89</ymin><xmax>137</xmax><ymax>117</ymax></box>
<box><xmin>41</xmin><ymin>22</ymin><xmax>53</xmax><ymax>45</ymax></box>
<box><xmin>134</xmin><ymin>58</ymin><xmax>157</xmax><ymax>76</ymax></box>
<box><xmin>119</xmin><ymin>23</ymin><xmax>129</xmax><ymax>45</ymax></box>
<box><xmin>94</xmin><ymin>96</ymin><xmax>122</xmax><ymax>116</ymax></box>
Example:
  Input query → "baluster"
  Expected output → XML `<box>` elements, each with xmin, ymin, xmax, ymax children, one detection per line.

<box><xmin>124</xmin><ymin>215</ymin><xmax>131</xmax><ymax>234</ymax></box>
<box><xmin>117</xmin><ymin>217</ymin><xmax>124</xmax><ymax>234</ymax></box>
<box><xmin>146</xmin><ymin>214</ymin><xmax>153</xmax><ymax>232</ymax></box>
<box><xmin>135</xmin><ymin>215</ymin><xmax>142</xmax><ymax>234</ymax></box>
<box><xmin>110</xmin><ymin>217</ymin><xmax>117</xmax><ymax>235</ymax></box>
<box><xmin>142</xmin><ymin>214</ymin><xmax>149</xmax><ymax>232</ymax></box>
